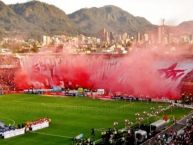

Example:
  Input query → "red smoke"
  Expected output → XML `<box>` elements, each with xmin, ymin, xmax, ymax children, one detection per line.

<box><xmin>14</xmin><ymin>49</ymin><xmax>184</xmax><ymax>100</ymax></box>
<box><xmin>14</xmin><ymin>70</ymin><xmax>30</xmax><ymax>89</ymax></box>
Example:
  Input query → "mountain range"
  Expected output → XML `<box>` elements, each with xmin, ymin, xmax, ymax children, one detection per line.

<box><xmin>0</xmin><ymin>1</ymin><xmax>33</xmax><ymax>38</ymax></box>
<box><xmin>0</xmin><ymin>0</ymin><xmax>78</xmax><ymax>39</ymax></box>
<box><xmin>0</xmin><ymin>0</ymin><xmax>192</xmax><ymax>40</ymax></box>
<box><xmin>69</xmin><ymin>5</ymin><xmax>155</xmax><ymax>36</ymax></box>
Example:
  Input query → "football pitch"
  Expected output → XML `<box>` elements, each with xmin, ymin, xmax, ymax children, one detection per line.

<box><xmin>0</xmin><ymin>94</ymin><xmax>191</xmax><ymax>145</ymax></box>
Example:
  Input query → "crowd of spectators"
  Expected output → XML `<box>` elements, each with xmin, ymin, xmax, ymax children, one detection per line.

<box><xmin>0</xmin><ymin>55</ymin><xmax>20</xmax><ymax>91</ymax></box>
<box><xmin>0</xmin><ymin>69</ymin><xmax>17</xmax><ymax>90</ymax></box>
<box><xmin>99</xmin><ymin>128</ymin><xmax>135</xmax><ymax>145</ymax></box>
<box><xmin>72</xmin><ymin>138</ymin><xmax>94</xmax><ymax>145</ymax></box>
<box><xmin>73</xmin><ymin>117</ymin><xmax>193</xmax><ymax>145</ymax></box>
<box><xmin>153</xmin><ymin>116</ymin><xmax>193</xmax><ymax>145</ymax></box>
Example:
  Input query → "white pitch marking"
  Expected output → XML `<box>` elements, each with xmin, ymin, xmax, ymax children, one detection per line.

<box><xmin>31</xmin><ymin>131</ymin><xmax>73</xmax><ymax>139</ymax></box>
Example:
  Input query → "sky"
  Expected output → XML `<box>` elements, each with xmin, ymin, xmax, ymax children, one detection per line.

<box><xmin>2</xmin><ymin>0</ymin><xmax>193</xmax><ymax>25</ymax></box>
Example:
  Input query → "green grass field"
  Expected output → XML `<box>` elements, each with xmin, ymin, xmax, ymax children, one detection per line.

<box><xmin>0</xmin><ymin>94</ymin><xmax>191</xmax><ymax>145</ymax></box>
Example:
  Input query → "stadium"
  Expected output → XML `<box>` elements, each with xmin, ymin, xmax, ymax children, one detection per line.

<box><xmin>0</xmin><ymin>53</ymin><xmax>193</xmax><ymax>145</ymax></box>
<box><xmin>0</xmin><ymin>0</ymin><xmax>193</xmax><ymax>144</ymax></box>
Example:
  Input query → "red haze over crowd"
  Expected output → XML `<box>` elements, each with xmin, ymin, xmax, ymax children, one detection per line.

<box><xmin>13</xmin><ymin>48</ymin><xmax>193</xmax><ymax>100</ymax></box>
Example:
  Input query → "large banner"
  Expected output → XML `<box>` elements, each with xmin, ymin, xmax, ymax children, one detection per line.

<box><xmin>15</xmin><ymin>54</ymin><xmax>193</xmax><ymax>99</ymax></box>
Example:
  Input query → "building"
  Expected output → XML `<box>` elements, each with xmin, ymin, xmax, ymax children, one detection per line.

<box><xmin>42</xmin><ymin>35</ymin><xmax>52</xmax><ymax>46</ymax></box>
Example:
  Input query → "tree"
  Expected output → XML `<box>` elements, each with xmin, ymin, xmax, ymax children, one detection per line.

<box><xmin>31</xmin><ymin>43</ymin><xmax>39</xmax><ymax>53</ymax></box>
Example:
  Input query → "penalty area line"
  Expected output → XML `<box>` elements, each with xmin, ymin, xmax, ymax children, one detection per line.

<box><xmin>30</xmin><ymin>131</ymin><xmax>73</xmax><ymax>139</ymax></box>
<box><xmin>0</xmin><ymin>115</ymin><xmax>16</xmax><ymax>126</ymax></box>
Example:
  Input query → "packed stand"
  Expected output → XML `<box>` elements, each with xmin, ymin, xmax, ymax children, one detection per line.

<box><xmin>0</xmin><ymin>55</ymin><xmax>20</xmax><ymax>91</ymax></box>
<box><xmin>153</xmin><ymin>116</ymin><xmax>193</xmax><ymax>145</ymax></box>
